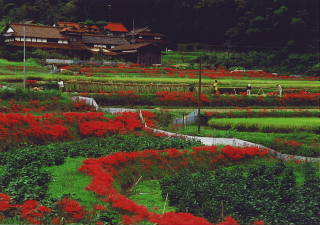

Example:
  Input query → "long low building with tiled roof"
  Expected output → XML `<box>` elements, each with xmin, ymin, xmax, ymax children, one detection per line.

<box><xmin>2</xmin><ymin>22</ymin><xmax>168</xmax><ymax>65</ymax></box>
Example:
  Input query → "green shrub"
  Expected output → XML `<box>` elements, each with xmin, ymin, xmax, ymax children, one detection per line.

<box><xmin>160</xmin><ymin>161</ymin><xmax>320</xmax><ymax>225</ymax></box>
<box><xmin>0</xmin><ymin>88</ymin><xmax>63</xmax><ymax>101</ymax></box>
<box><xmin>0</xmin><ymin>134</ymin><xmax>200</xmax><ymax>202</ymax></box>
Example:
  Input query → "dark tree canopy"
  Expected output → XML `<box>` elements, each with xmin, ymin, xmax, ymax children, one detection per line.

<box><xmin>0</xmin><ymin>0</ymin><xmax>319</xmax><ymax>50</ymax></box>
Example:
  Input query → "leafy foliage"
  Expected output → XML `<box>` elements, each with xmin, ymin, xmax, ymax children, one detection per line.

<box><xmin>160</xmin><ymin>161</ymin><xmax>320</xmax><ymax>225</ymax></box>
<box><xmin>0</xmin><ymin>134</ymin><xmax>200</xmax><ymax>202</ymax></box>
<box><xmin>0</xmin><ymin>0</ymin><xmax>318</xmax><ymax>49</ymax></box>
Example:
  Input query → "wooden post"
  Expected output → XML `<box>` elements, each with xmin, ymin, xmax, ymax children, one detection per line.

<box><xmin>221</xmin><ymin>200</ymin><xmax>224</xmax><ymax>221</ymax></box>
<box><xmin>162</xmin><ymin>193</ymin><xmax>169</xmax><ymax>214</ymax></box>
<box><xmin>23</xmin><ymin>24</ymin><xmax>26</xmax><ymax>89</ymax></box>
<box><xmin>197</xmin><ymin>56</ymin><xmax>202</xmax><ymax>133</ymax></box>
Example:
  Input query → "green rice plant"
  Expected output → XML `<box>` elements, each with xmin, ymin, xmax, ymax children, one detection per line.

<box><xmin>0</xmin><ymin>58</ymin><xmax>40</xmax><ymax>67</ymax></box>
<box><xmin>1</xmin><ymin>72</ymin><xmax>320</xmax><ymax>89</ymax></box>
<box><xmin>208</xmin><ymin>117</ymin><xmax>320</xmax><ymax>133</ymax></box>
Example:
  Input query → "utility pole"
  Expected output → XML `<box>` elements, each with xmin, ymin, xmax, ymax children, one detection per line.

<box><xmin>106</xmin><ymin>1</ymin><xmax>112</xmax><ymax>22</ymax></box>
<box><xmin>197</xmin><ymin>55</ymin><xmax>202</xmax><ymax>133</ymax></box>
<box><xmin>23</xmin><ymin>24</ymin><xmax>26</xmax><ymax>89</ymax></box>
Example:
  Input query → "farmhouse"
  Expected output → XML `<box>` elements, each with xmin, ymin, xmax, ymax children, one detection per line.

<box><xmin>2</xmin><ymin>22</ymin><xmax>167</xmax><ymax>65</ymax></box>
<box><xmin>128</xmin><ymin>27</ymin><xmax>167</xmax><ymax>44</ymax></box>
<box><xmin>111</xmin><ymin>42</ymin><xmax>163</xmax><ymax>65</ymax></box>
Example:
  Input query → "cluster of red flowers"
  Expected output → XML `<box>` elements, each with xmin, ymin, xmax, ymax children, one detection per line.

<box><xmin>0</xmin><ymin>98</ymin><xmax>96</xmax><ymax>113</ymax></box>
<box><xmin>58</xmin><ymin>64</ymin><xmax>318</xmax><ymax>81</ymax></box>
<box><xmin>283</xmin><ymin>91</ymin><xmax>320</xmax><ymax>101</ymax></box>
<box><xmin>156</xmin><ymin>91</ymin><xmax>210</xmax><ymax>103</ymax></box>
<box><xmin>275</xmin><ymin>138</ymin><xmax>304</xmax><ymax>148</ymax></box>
<box><xmin>0</xmin><ymin>145</ymin><xmax>268</xmax><ymax>224</ymax></box>
<box><xmin>72</xmin><ymin>99</ymin><xmax>97</xmax><ymax>111</ymax></box>
<box><xmin>0</xmin><ymin>111</ymin><xmax>155</xmax><ymax>148</ymax></box>
<box><xmin>0</xmin><ymin>194</ymin><xmax>108</xmax><ymax>225</ymax></box>
<box><xmin>0</xmin><ymin>193</ymin><xmax>266</xmax><ymax>225</ymax></box>
<box><xmin>79</xmin><ymin>146</ymin><xmax>269</xmax><ymax>225</ymax></box>
<box><xmin>0</xmin><ymin>99</ymin><xmax>47</xmax><ymax>113</ymax></box>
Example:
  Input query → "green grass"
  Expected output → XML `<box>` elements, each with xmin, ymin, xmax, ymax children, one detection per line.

<box><xmin>0</xmin><ymin>58</ymin><xmax>40</xmax><ymax>67</ymax></box>
<box><xmin>45</xmin><ymin>157</ymin><xmax>103</xmax><ymax>210</ymax></box>
<box><xmin>129</xmin><ymin>179</ymin><xmax>176</xmax><ymax>214</ymax></box>
<box><xmin>208</xmin><ymin>117</ymin><xmax>320</xmax><ymax>133</ymax></box>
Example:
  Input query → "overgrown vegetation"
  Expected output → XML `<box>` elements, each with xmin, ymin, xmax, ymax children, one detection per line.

<box><xmin>164</xmin><ymin>51</ymin><xmax>320</xmax><ymax>76</ymax></box>
<box><xmin>0</xmin><ymin>134</ymin><xmax>200</xmax><ymax>202</ymax></box>
<box><xmin>160</xmin><ymin>160</ymin><xmax>320</xmax><ymax>225</ymax></box>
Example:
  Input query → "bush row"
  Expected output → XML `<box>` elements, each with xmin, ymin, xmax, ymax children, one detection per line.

<box><xmin>0</xmin><ymin>134</ymin><xmax>200</xmax><ymax>202</ymax></box>
<box><xmin>0</xmin><ymin>88</ymin><xmax>64</xmax><ymax>101</ymax></box>
<box><xmin>89</xmin><ymin>92</ymin><xmax>319</xmax><ymax>107</ymax></box>
<box><xmin>160</xmin><ymin>161</ymin><xmax>320</xmax><ymax>225</ymax></box>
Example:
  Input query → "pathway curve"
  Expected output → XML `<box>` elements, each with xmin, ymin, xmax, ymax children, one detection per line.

<box><xmin>101</xmin><ymin>107</ymin><xmax>320</xmax><ymax>163</ymax></box>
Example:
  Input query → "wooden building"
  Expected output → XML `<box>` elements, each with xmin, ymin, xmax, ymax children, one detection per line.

<box><xmin>3</xmin><ymin>23</ymin><xmax>89</xmax><ymax>60</ymax></box>
<box><xmin>111</xmin><ymin>42</ymin><xmax>162</xmax><ymax>66</ymax></box>
<box><xmin>104</xmin><ymin>22</ymin><xmax>128</xmax><ymax>37</ymax></box>
<box><xmin>2</xmin><ymin>22</ymin><xmax>166</xmax><ymax>64</ymax></box>
<box><xmin>128</xmin><ymin>27</ymin><xmax>167</xmax><ymax>44</ymax></box>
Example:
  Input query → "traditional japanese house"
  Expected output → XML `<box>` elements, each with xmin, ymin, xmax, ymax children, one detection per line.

<box><xmin>128</xmin><ymin>27</ymin><xmax>167</xmax><ymax>44</ymax></box>
<box><xmin>82</xmin><ymin>34</ymin><xmax>129</xmax><ymax>50</ymax></box>
<box><xmin>57</xmin><ymin>21</ymin><xmax>129</xmax><ymax>51</ymax></box>
<box><xmin>2</xmin><ymin>22</ymin><xmax>166</xmax><ymax>64</ymax></box>
<box><xmin>3</xmin><ymin>23</ymin><xmax>89</xmax><ymax>58</ymax></box>
<box><xmin>111</xmin><ymin>42</ymin><xmax>162</xmax><ymax>66</ymax></box>
<box><xmin>104</xmin><ymin>22</ymin><xmax>128</xmax><ymax>37</ymax></box>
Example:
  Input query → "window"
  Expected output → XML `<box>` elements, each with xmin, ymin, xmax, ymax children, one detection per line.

<box><xmin>32</xmin><ymin>38</ymin><xmax>37</xmax><ymax>42</ymax></box>
<box><xmin>26</xmin><ymin>38</ymin><xmax>31</xmax><ymax>42</ymax></box>
<box><xmin>15</xmin><ymin>37</ymin><xmax>21</xmax><ymax>41</ymax></box>
<box><xmin>154</xmin><ymin>37</ymin><xmax>161</xmax><ymax>40</ymax></box>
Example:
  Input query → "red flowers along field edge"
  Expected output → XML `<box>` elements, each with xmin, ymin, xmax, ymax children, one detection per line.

<box><xmin>79</xmin><ymin>146</ymin><xmax>269</xmax><ymax>225</ymax></box>
<box><xmin>0</xmin><ymin>146</ymin><xmax>269</xmax><ymax>225</ymax></box>
<box><xmin>0</xmin><ymin>111</ymin><xmax>156</xmax><ymax>150</ymax></box>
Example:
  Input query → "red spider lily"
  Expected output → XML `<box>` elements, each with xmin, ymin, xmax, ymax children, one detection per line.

<box><xmin>0</xmin><ymin>111</ymin><xmax>154</xmax><ymax>148</ymax></box>
<box><xmin>0</xmin><ymin>145</ymin><xmax>270</xmax><ymax>225</ymax></box>
<box><xmin>57</xmin><ymin>198</ymin><xmax>86</xmax><ymax>221</ymax></box>
<box><xmin>19</xmin><ymin>200</ymin><xmax>52</xmax><ymax>224</ymax></box>
<box><xmin>253</xmin><ymin>220</ymin><xmax>266</xmax><ymax>225</ymax></box>
<box><xmin>79</xmin><ymin>146</ymin><xmax>269</xmax><ymax>225</ymax></box>
<box><xmin>0</xmin><ymin>193</ymin><xmax>11</xmax><ymax>212</ymax></box>
<box><xmin>156</xmin><ymin>91</ymin><xmax>210</xmax><ymax>104</ymax></box>
<box><xmin>94</xmin><ymin>204</ymin><xmax>107</xmax><ymax>211</ymax></box>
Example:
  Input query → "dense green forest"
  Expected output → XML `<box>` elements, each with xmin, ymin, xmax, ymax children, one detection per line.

<box><xmin>0</xmin><ymin>0</ymin><xmax>319</xmax><ymax>51</ymax></box>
